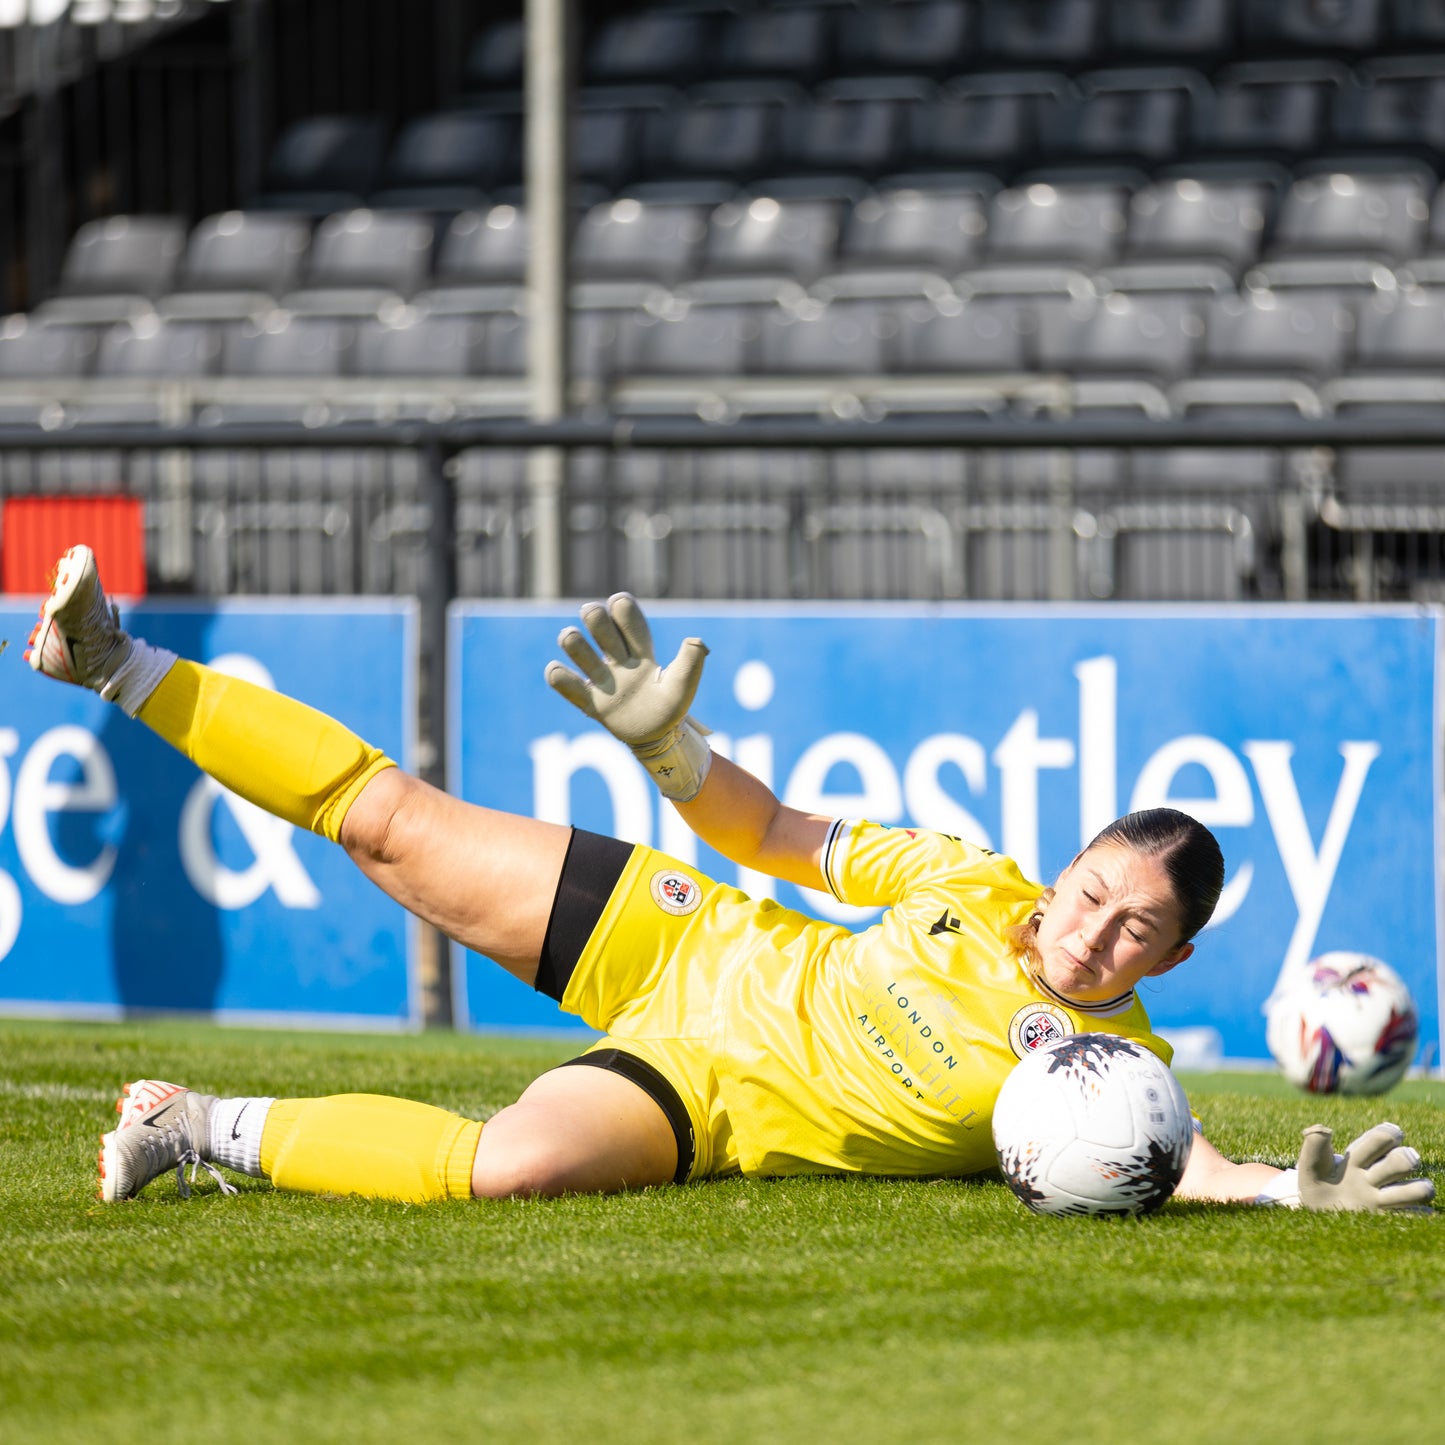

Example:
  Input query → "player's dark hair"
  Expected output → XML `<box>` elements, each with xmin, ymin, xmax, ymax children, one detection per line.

<box><xmin>1084</xmin><ymin>808</ymin><xmax>1225</xmax><ymax>944</ymax></box>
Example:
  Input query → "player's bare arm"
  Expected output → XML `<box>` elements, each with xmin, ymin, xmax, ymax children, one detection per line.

<box><xmin>546</xmin><ymin>592</ymin><xmax>829</xmax><ymax>887</ymax></box>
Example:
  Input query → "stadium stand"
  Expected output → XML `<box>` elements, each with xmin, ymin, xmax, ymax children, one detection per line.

<box><xmin>7</xmin><ymin>0</ymin><xmax>1445</xmax><ymax>603</ymax></box>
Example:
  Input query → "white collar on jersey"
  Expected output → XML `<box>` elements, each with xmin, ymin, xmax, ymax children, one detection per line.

<box><xmin>1034</xmin><ymin>973</ymin><xmax>1138</xmax><ymax>1018</ymax></box>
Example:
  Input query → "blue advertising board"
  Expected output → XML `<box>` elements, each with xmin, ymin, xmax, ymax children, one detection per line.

<box><xmin>0</xmin><ymin>600</ymin><xmax>417</xmax><ymax>1027</ymax></box>
<box><xmin>449</xmin><ymin>603</ymin><xmax>1443</xmax><ymax>1070</ymax></box>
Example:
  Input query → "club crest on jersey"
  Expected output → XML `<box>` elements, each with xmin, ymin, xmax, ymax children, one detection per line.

<box><xmin>1008</xmin><ymin>1003</ymin><xmax>1074</xmax><ymax>1058</ymax></box>
<box><xmin>650</xmin><ymin>869</ymin><xmax>702</xmax><ymax>916</ymax></box>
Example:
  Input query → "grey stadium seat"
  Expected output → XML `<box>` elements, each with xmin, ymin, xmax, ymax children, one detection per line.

<box><xmin>353</xmin><ymin>312</ymin><xmax>485</xmax><ymax>377</ymax></box>
<box><xmin>833</xmin><ymin>1</ymin><xmax>976</xmax><ymax>81</ymax></box>
<box><xmin>1038</xmin><ymin>68</ymin><xmax>1208</xmax><ymax>168</ymax></box>
<box><xmin>772</xmin><ymin>82</ymin><xmax>918</xmax><ymax>186</ymax></box>
<box><xmin>1330</xmin><ymin>58</ymin><xmax>1445</xmax><ymax>156</ymax></box>
<box><xmin>419</xmin><ymin>205</ymin><xmax>529</xmax><ymax>311</ymax></box>
<box><xmin>694</xmin><ymin>195</ymin><xmax>845</xmax><ymax>295</ymax></box>
<box><xmin>895</xmin><ymin>295</ymin><xmax>1035</xmax><ymax>373</ymax></box>
<box><xmin>755</xmin><ymin>299</ymin><xmax>898</xmax><ymax>375</ymax></box>
<box><xmin>834</xmin><ymin>186</ymin><xmax>990</xmax><ymax>274</ymax></box>
<box><xmin>640</xmin><ymin>83</ymin><xmax>794</xmax><ymax>190</ymax></box>
<box><xmin>484</xmin><ymin>307</ymin><xmax>628</xmax><ymax>383</ymax></box>
<box><xmin>369</xmin><ymin>111</ymin><xmax>521</xmax><ymax>211</ymax></box>
<box><xmin>1239</xmin><ymin>0</ymin><xmax>1385</xmax><ymax>53</ymax></box>
<box><xmin>1104</xmin><ymin>0</ymin><xmax>1235</xmax><ymax>66</ymax></box>
<box><xmin>977</xmin><ymin>0</ymin><xmax>1105</xmax><ymax>69</ymax></box>
<box><xmin>0</xmin><ymin>314</ymin><xmax>99</xmax><ymax>377</ymax></box>
<box><xmin>718</xmin><ymin>7</ymin><xmax>834</xmax><ymax>87</ymax></box>
<box><xmin>584</xmin><ymin>11</ymin><xmax>716</xmax><ymax>88</ymax></box>
<box><xmin>220</xmin><ymin>314</ymin><xmax>355</xmax><ymax>377</ymax></box>
<box><xmin>617</xmin><ymin>303</ymin><xmax>763</xmax><ymax>380</ymax></box>
<box><xmin>984</xmin><ymin>181</ymin><xmax>1129</xmax><ymax>267</ymax></box>
<box><xmin>1200</xmin><ymin>290</ymin><xmax>1356</xmax><ymax>379</ymax></box>
<box><xmin>36</xmin><ymin>215</ymin><xmax>188</xmax><ymax>325</ymax></box>
<box><xmin>1034</xmin><ymin>291</ymin><xmax>1204</xmax><ymax>381</ymax></box>
<box><xmin>1352</xmin><ymin>287</ymin><xmax>1445</xmax><ymax>369</ymax></box>
<box><xmin>1196</xmin><ymin>61</ymin><xmax>1346</xmax><ymax>161</ymax></box>
<box><xmin>96</xmin><ymin>317</ymin><xmax>223</xmax><ymax>377</ymax></box>
<box><xmin>460</xmin><ymin>18</ymin><xmax>524</xmax><ymax>100</ymax></box>
<box><xmin>572</xmin><ymin>198</ymin><xmax>709</xmax><ymax>287</ymax></box>
<box><xmin>255</xmin><ymin>115</ymin><xmax>389</xmax><ymax>214</ymax></box>
<box><xmin>1123</xmin><ymin>177</ymin><xmax>1271</xmax><ymax>269</ymax></box>
<box><xmin>1268</xmin><ymin>171</ymin><xmax>1431</xmax><ymax>261</ymax></box>
<box><xmin>904</xmin><ymin>72</ymin><xmax>1068</xmax><ymax>176</ymax></box>
<box><xmin>159</xmin><ymin>212</ymin><xmax>311</xmax><ymax>321</ymax></box>
<box><xmin>282</xmin><ymin>210</ymin><xmax>435</xmax><ymax>318</ymax></box>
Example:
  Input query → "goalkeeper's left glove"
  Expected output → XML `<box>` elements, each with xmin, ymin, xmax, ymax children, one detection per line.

<box><xmin>1255</xmin><ymin>1122</ymin><xmax>1435</xmax><ymax>1212</ymax></box>
<box><xmin>544</xmin><ymin>592</ymin><xmax>713</xmax><ymax>803</ymax></box>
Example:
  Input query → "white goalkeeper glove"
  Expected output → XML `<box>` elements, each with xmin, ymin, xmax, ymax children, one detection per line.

<box><xmin>1255</xmin><ymin>1122</ymin><xmax>1436</xmax><ymax>1213</ymax></box>
<box><xmin>545</xmin><ymin>592</ymin><xmax>714</xmax><ymax>803</ymax></box>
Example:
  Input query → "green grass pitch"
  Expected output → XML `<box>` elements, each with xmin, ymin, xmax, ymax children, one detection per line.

<box><xmin>2</xmin><ymin>1018</ymin><xmax>1442</xmax><ymax>1444</ymax></box>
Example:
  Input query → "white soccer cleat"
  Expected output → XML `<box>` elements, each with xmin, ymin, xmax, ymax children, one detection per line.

<box><xmin>25</xmin><ymin>543</ymin><xmax>134</xmax><ymax>693</ymax></box>
<box><xmin>99</xmin><ymin>1078</ymin><xmax>236</xmax><ymax>1202</ymax></box>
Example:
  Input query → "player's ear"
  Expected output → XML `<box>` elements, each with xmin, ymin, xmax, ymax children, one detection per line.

<box><xmin>1146</xmin><ymin>941</ymin><xmax>1193</xmax><ymax>977</ymax></box>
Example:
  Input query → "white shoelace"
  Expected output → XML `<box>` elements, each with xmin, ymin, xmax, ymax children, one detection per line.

<box><xmin>176</xmin><ymin>1149</ymin><xmax>239</xmax><ymax>1199</ymax></box>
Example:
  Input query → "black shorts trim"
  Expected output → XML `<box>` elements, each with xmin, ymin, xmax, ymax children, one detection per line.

<box><xmin>559</xmin><ymin>1048</ymin><xmax>696</xmax><ymax>1185</ymax></box>
<box><xmin>535</xmin><ymin>829</ymin><xmax>634</xmax><ymax>1004</ymax></box>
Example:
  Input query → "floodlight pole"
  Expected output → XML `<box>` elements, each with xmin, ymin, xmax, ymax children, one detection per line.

<box><xmin>525</xmin><ymin>0</ymin><xmax>573</xmax><ymax>600</ymax></box>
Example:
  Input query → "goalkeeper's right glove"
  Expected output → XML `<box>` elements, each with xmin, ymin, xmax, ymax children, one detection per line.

<box><xmin>544</xmin><ymin>592</ymin><xmax>713</xmax><ymax>803</ymax></box>
<box><xmin>1255</xmin><ymin>1122</ymin><xmax>1435</xmax><ymax>1212</ymax></box>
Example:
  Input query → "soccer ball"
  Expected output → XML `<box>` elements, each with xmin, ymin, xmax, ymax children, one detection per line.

<box><xmin>1265</xmin><ymin>952</ymin><xmax>1419</xmax><ymax>1096</ymax></box>
<box><xmin>991</xmin><ymin>1033</ymin><xmax>1194</xmax><ymax>1217</ymax></box>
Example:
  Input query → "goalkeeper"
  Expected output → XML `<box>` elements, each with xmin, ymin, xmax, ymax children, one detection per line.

<box><xmin>26</xmin><ymin>545</ymin><xmax>1435</xmax><ymax>1216</ymax></box>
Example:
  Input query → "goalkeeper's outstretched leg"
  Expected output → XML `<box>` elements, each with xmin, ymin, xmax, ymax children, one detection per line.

<box><xmin>29</xmin><ymin>545</ymin><xmax>682</xmax><ymax>1202</ymax></box>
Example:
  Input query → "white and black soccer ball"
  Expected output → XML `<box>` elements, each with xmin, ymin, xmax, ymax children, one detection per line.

<box><xmin>991</xmin><ymin>1034</ymin><xmax>1194</xmax><ymax>1217</ymax></box>
<box><xmin>1265</xmin><ymin>952</ymin><xmax>1420</xmax><ymax>1096</ymax></box>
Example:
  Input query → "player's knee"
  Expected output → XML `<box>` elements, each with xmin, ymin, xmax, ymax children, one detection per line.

<box><xmin>471</xmin><ymin>1136</ymin><xmax>579</xmax><ymax>1199</ymax></box>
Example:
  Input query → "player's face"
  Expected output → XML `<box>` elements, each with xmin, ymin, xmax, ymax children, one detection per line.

<box><xmin>1034</xmin><ymin>844</ymin><xmax>1193</xmax><ymax>1003</ymax></box>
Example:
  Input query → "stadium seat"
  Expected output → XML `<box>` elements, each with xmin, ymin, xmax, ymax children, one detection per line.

<box><xmin>1041</xmin><ymin>67</ymin><xmax>1208</xmax><ymax>169</ymax></box>
<box><xmin>1200</xmin><ymin>289</ymin><xmax>1357</xmax><ymax>379</ymax></box>
<box><xmin>894</xmin><ymin>294</ymin><xmax>1035</xmax><ymax>372</ymax></box>
<box><xmin>772</xmin><ymin>80</ymin><xmax>921</xmax><ymax>186</ymax></box>
<box><xmin>717</xmin><ymin>7</ymin><xmax>835</xmax><ymax>87</ymax></box>
<box><xmin>755</xmin><ymin>298</ymin><xmax>899</xmax><ymax>374</ymax></box>
<box><xmin>692</xmin><ymin>195</ymin><xmax>845</xmax><ymax>298</ymax></box>
<box><xmin>805</xmin><ymin>493</ymin><xmax>963</xmax><ymax>599</ymax></box>
<box><xmin>616</xmin><ymin>302</ymin><xmax>763</xmax><ymax>381</ymax></box>
<box><xmin>1196</xmin><ymin>61</ymin><xmax>1347</xmax><ymax>162</ymax></box>
<box><xmin>484</xmin><ymin>307</ymin><xmax>629</xmax><ymax>384</ymax></box>
<box><xmin>353</xmin><ymin>312</ymin><xmax>485</xmax><ymax>377</ymax></box>
<box><xmin>255</xmin><ymin>115</ymin><xmax>389</xmax><ymax>214</ymax></box>
<box><xmin>1239</xmin><ymin>0</ymin><xmax>1386</xmax><ymax>54</ymax></box>
<box><xmin>460</xmin><ymin>17</ymin><xmax>524</xmax><ymax>102</ymax></box>
<box><xmin>1103</xmin><ymin>0</ymin><xmax>1237</xmax><ymax>67</ymax></box>
<box><xmin>1106</xmin><ymin>499</ymin><xmax>1259</xmax><ymax>600</ymax></box>
<box><xmin>583</xmin><ymin>11</ymin><xmax>717</xmax><ymax>88</ymax></box>
<box><xmin>1331</xmin><ymin>57</ymin><xmax>1445</xmax><ymax>159</ymax></box>
<box><xmin>1392</xmin><ymin>0</ymin><xmax>1445</xmax><ymax>44</ymax></box>
<box><xmin>220</xmin><ymin>313</ymin><xmax>355</xmax><ymax>377</ymax></box>
<box><xmin>1122</xmin><ymin>176</ymin><xmax>1273</xmax><ymax>268</ymax></box>
<box><xmin>572</xmin><ymin>197</ymin><xmax>709</xmax><ymax>287</ymax></box>
<box><xmin>815</xmin><ymin>185</ymin><xmax>989</xmax><ymax>300</ymax></box>
<box><xmin>1035</xmin><ymin>291</ymin><xmax>1203</xmax><ymax>381</ymax></box>
<box><xmin>1249</xmin><ymin>170</ymin><xmax>1433</xmax><ymax>290</ymax></box>
<box><xmin>961</xmin><ymin>181</ymin><xmax>1127</xmax><ymax>294</ymax></box>
<box><xmin>413</xmin><ymin>205</ymin><xmax>530</xmax><ymax>315</ymax></box>
<box><xmin>96</xmin><ymin>316</ymin><xmax>223</xmax><ymax>377</ymax></box>
<box><xmin>833</xmin><ymin>1</ymin><xmax>975</xmax><ymax>81</ymax></box>
<box><xmin>1351</xmin><ymin>286</ymin><xmax>1445</xmax><ymax>368</ymax></box>
<box><xmin>159</xmin><ymin>212</ymin><xmax>312</xmax><ymax>321</ymax></box>
<box><xmin>35</xmin><ymin>215</ymin><xmax>188</xmax><ymax>325</ymax></box>
<box><xmin>1399</xmin><ymin>177</ymin><xmax>1445</xmax><ymax>281</ymax></box>
<box><xmin>903</xmin><ymin>72</ymin><xmax>1068</xmax><ymax>178</ymax></box>
<box><xmin>282</xmin><ymin>210</ymin><xmax>435</xmax><ymax>318</ymax></box>
<box><xmin>640</xmin><ymin>82</ymin><xmax>796</xmax><ymax>189</ymax></box>
<box><xmin>570</xmin><ymin>88</ymin><xmax>674</xmax><ymax>198</ymax></box>
<box><xmin>369</xmin><ymin>111</ymin><xmax>521</xmax><ymax>211</ymax></box>
<box><xmin>0</xmin><ymin>314</ymin><xmax>98</xmax><ymax>377</ymax></box>
<box><xmin>976</xmin><ymin>0</ymin><xmax>1105</xmax><ymax>69</ymax></box>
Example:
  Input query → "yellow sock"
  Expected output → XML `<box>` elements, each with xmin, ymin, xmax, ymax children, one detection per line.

<box><xmin>136</xmin><ymin>658</ymin><xmax>395</xmax><ymax>841</ymax></box>
<box><xmin>260</xmin><ymin>1095</ymin><xmax>482</xmax><ymax>1202</ymax></box>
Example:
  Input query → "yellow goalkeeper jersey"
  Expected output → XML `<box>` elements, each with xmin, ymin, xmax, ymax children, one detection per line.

<box><xmin>710</xmin><ymin>820</ymin><xmax>1174</xmax><ymax>1179</ymax></box>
